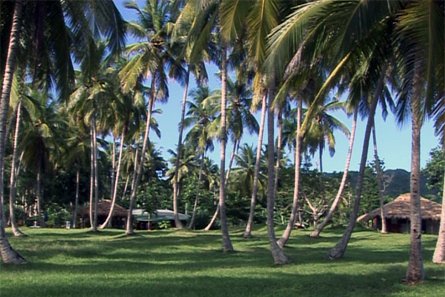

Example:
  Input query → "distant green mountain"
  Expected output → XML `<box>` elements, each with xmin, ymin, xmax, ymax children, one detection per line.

<box><xmin>345</xmin><ymin>169</ymin><xmax>430</xmax><ymax>198</ymax></box>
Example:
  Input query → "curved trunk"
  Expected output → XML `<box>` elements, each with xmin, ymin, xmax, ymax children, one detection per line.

<box><xmin>277</xmin><ymin>98</ymin><xmax>302</xmax><ymax>248</ymax></box>
<box><xmin>100</xmin><ymin>128</ymin><xmax>126</xmax><ymax>229</ymax></box>
<box><xmin>371</xmin><ymin>125</ymin><xmax>387</xmax><ymax>233</ymax></box>
<box><xmin>328</xmin><ymin>68</ymin><xmax>384</xmax><ymax>259</ymax></box>
<box><xmin>405</xmin><ymin>66</ymin><xmax>424</xmax><ymax>283</ymax></box>
<box><xmin>204</xmin><ymin>204</ymin><xmax>219</xmax><ymax>231</ymax></box>
<box><xmin>110</xmin><ymin>137</ymin><xmax>116</xmax><ymax>203</ymax></box>
<box><xmin>126</xmin><ymin>82</ymin><xmax>155</xmax><ymax>235</ymax></box>
<box><xmin>188</xmin><ymin>154</ymin><xmax>205</xmax><ymax>230</ymax></box>
<box><xmin>9</xmin><ymin>102</ymin><xmax>24</xmax><ymax>236</ymax></box>
<box><xmin>432</xmin><ymin>150</ymin><xmax>445</xmax><ymax>263</ymax></box>
<box><xmin>225</xmin><ymin>140</ymin><xmax>239</xmax><ymax>186</ymax></box>
<box><xmin>72</xmin><ymin>169</ymin><xmax>80</xmax><ymax>228</ymax></box>
<box><xmin>266</xmin><ymin>88</ymin><xmax>289</xmax><ymax>264</ymax></box>
<box><xmin>173</xmin><ymin>69</ymin><xmax>190</xmax><ymax>229</ymax></box>
<box><xmin>0</xmin><ymin>0</ymin><xmax>26</xmax><ymax>264</ymax></box>
<box><xmin>218</xmin><ymin>47</ymin><xmax>233</xmax><ymax>252</ymax></box>
<box><xmin>243</xmin><ymin>93</ymin><xmax>267</xmax><ymax>238</ymax></box>
<box><xmin>121</xmin><ymin>175</ymin><xmax>130</xmax><ymax>199</ymax></box>
<box><xmin>311</xmin><ymin>109</ymin><xmax>358</xmax><ymax>238</ymax></box>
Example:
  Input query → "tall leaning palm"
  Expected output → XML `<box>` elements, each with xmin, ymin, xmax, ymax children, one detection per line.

<box><xmin>267</xmin><ymin>0</ymin><xmax>444</xmax><ymax>283</ymax></box>
<box><xmin>219</xmin><ymin>0</ymin><xmax>290</xmax><ymax>263</ymax></box>
<box><xmin>120</xmin><ymin>0</ymin><xmax>172</xmax><ymax>235</ymax></box>
<box><xmin>184</xmin><ymin>86</ymin><xmax>219</xmax><ymax>228</ymax></box>
<box><xmin>176</xmin><ymin>0</ymin><xmax>236</xmax><ymax>251</ymax></box>
<box><xmin>0</xmin><ymin>0</ymin><xmax>125</xmax><ymax>264</ymax></box>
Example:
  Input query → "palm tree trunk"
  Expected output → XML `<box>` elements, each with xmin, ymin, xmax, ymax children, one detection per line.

<box><xmin>225</xmin><ymin>140</ymin><xmax>239</xmax><ymax>186</ymax></box>
<box><xmin>173</xmin><ymin>69</ymin><xmax>190</xmax><ymax>229</ymax></box>
<box><xmin>204</xmin><ymin>205</ymin><xmax>219</xmax><ymax>230</ymax></box>
<box><xmin>277</xmin><ymin>98</ymin><xmax>302</xmax><ymax>248</ymax></box>
<box><xmin>122</xmin><ymin>175</ymin><xmax>130</xmax><ymax>199</ymax></box>
<box><xmin>93</xmin><ymin>120</ymin><xmax>99</xmax><ymax>231</ymax></box>
<box><xmin>405</xmin><ymin>66</ymin><xmax>424</xmax><ymax>283</ymax></box>
<box><xmin>274</xmin><ymin>109</ymin><xmax>283</xmax><ymax>197</ymax></box>
<box><xmin>218</xmin><ymin>46</ymin><xmax>234</xmax><ymax>252</ymax></box>
<box><xmin>188</xmin><ymin>153</ymin><xmax>204</xmax><ymax>229</ymax></box>
<box><xmin>36</xmin><ymin>167</ymin><xmax>44</xmax><ymax>227</ymax></box>
<box><xmin>100</xmin><ymin>128</ymin><xmax>126</xmax><ymax>229</ymax></box>
<box><xmin>243</xmin><ymin>93</ymin><xmax>267</xmax><ymax>238</ymax></box>
<box><xmin>432</xmin><ymin>149</ymin><xmax>445</xmax><ymax>263</ymax></box>
<box><xmin>72</xmin><ymin>169</ymin><xmax>80</xmax><ymax>228</ymax></box>
<box><xmin>91</xmin><ymin>117</ymin><xmax>99</xmax><ymax>232</ymax></box>
<box><xmin>204</xmin><ymin>139</ymin><xmax>239</xmax><ymax>232</ymax></box>
<box><xmin>371</xmin><ymin>125</ymin><xmax>387</xmax><ymax>233</ymax></box>
<box><xmin>266</xmin><ymin>87</ymin><xmax>289</xmax><ymax>264</ymax></box>
<box><xmin>311</xmin><ymin>109</ymin><xmax>358</xmax><ymax>238</ymax></box>
<box><xmin>126</xmin><ymin>83</ymin><xmax>156</xmax><ymax>235</ymax></box>
<box><xmin>89</xmin><ymin>124</ymin><xmax>95</xmax><ymax>229</ymax></box>
<box><xmin>110</xmin><ymin>136</ymin><xmax>116</xmax><ymax>201</ymax></box>
<box><xmin>327</xmin><ymin>70</ymin><xmax>384</xmax><ymax>260</ymax></box>
<box><xmin>9</xmin><ymin>102</ymin><xmax>24</xmax><ymax>236</ymax></box>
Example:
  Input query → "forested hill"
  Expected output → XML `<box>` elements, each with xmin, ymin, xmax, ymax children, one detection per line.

<box><xmin>345</xmin><ymin>169</ymin><xmax>431</xmax><ymax>198</ymax></box>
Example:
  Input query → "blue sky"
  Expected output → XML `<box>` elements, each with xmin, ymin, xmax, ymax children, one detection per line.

<box><xmin>115</xmin><ymin>1</ymin><xmax>439</xmax><ymax>173</ymax></box>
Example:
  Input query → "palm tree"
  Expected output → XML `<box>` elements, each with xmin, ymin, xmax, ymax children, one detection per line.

<box><xmin>219</xmin><ymin>0</ymin><xmax>290</xmax><ymax>263</ymax></box>
<box><xmin>170</xmin><ymin>1</ymin><xmax>212</xmax><ymax>229</ymax></box>
<box><xmin>120</xmin><ymin>0</ymin><xmax>175</xmax><ymax>235</ymax></box>
<box><xmin>267</xmin><ymin>0</ymin><xmax>443</xmax><ymax>281</ymax></box>
<box><xmin>63</xmin><ymin>122</ymin><xmax>90</xmax><ymax>229</ymax></box>
<box><xmin>310</xmin><ymin>109</ymin><xmax>358</xmax><ymax>238</ymax></box>
<box><xmin>0</xmin><ymin>0</ymin><xmax>125</xmax><ymax>264</ymax></box>
<box><xmin>371</xmin><ymin>126</ymin><xmax>388</xmax><ymax>234</ymax></box>
<box><xmin>183</xmin><ymin>86</ymin><xmax>219</xmax><ymax>229</ymax></box>
<box><xmin>21</xmin><ymin>92</ymin><xmax>64</xmax><ymax>228</ymax></box>
<box><xmin>304</xmin><ymin>100</ymin><xmax>350</xmax><ymax>173</ymax></box>
<box><xmin>231</xmin><ymin>144</ymin><xmax>265</xmax><ymax>198</ymax></box>
<box><xmin>395</xmin><ymin>1</ymin><xmax>444</xmax><ymax>281</ymax></box>
<box><xmin>243</xmin><ymin>94</ymin><xmax>267</xmax><ymax>238</ymax></box>
<box><xmin>226</xmin><ymin>75</ymin><xmax>258</xmax><ymax>185</ymax></box>
<box><xmin>0</xmin><ymin>0</ymin><xmax>26</xmax><ymax>264</ymax></box>
<box><xmin>69</xmin><ymin>42</ymin><xmax>118</xmax><ymax>231</ymax></box>
<box><xmin>432</xmin><ymin>146</ymin><xmax>445</xmax><ymax>263</ymax></box>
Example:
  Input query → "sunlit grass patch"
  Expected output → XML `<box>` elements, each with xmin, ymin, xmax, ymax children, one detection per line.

<box><xmin>0</xmin><ymin>227</ymin><xmax>443</xmax><ymax>297</ymax></box>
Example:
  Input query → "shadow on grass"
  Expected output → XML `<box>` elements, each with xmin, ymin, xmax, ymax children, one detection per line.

<box><xmin>2</xmin><ymin>228</ymin><xmax>444</xmax><ymax>297</ymax></box>
<box><xmin>2</xmin><ymin>264</ymin><xmax>444</xmax><ymax>297</ymax></box>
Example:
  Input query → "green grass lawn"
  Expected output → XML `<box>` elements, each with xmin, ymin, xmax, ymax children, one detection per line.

<box><xmin>0</xmin><ymin>227</ymin><xmax>444</xmax><ymax>297</ymax></box>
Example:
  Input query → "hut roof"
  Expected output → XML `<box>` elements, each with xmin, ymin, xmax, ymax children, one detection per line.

<box><xmin>79</xmin><ymin>200</ymin><xmax>127</xmax><ymax>217</ymax></box>
<box><xmin>132</xmin><ymin>209</ymin><xmax>190</xmax><ymax>222</ymax></box>
<box><xmin>357</xmin><ymin>193</ymin><xmax>442</xmax><ymax>222</ymax></box>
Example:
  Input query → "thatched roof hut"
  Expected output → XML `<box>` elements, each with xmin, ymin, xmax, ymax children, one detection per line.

<box><xmin>358</xmin><ymin>193</ymin><xmax>442</xmax><ymax>234</ymax></box>
<box><xmin>78</xmin><ymin>200</ymin><xmax>128</xmax><ymax>228</ymax></box>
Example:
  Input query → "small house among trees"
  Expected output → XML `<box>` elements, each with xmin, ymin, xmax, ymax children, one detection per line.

<box><xmin>357</xmin><ymin>193</ymin><xmax>442</xmax><ymax>234</ymax></box>
<box><xmin>78</xmin><ymin>200</ymin><xmax>127</xmax><ymax>228</ymax></box>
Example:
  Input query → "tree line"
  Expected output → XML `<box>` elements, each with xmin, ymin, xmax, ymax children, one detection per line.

<box><xmin>0</xmin><ymin>0</ymin><xmax>444</xmax><ymax>285</ymax></box>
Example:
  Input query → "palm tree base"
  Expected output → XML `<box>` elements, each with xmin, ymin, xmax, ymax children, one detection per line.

<box><xmin>125</xmin><ymin>230</ymin><xmax>136</xmax><ymax>236</ymax></box>
<box><xmin>0</xmin><ymin>238</ymin><xmax>26</xmax><ymax>264</ymax></box>
<box><xmin>12</xmin><ymin>230</ymin><xmax>26</xmax><ymax>237</ymax></box>
<box><xmin>327</xmin><ymin>244</ymin><xmax>345</xmax><ymax>260</ymax></box>
<box><xmin>271</xmin><ymin>247</ymin><xmax>290</xmax><ymax>265</ymax></box>
<box><xmin>276</xmin><ymin>238</ymin><xmax>286</xmax><ymax>249</ymax></box>
<box><xmin>309</xmin><ymin>230</ymin><xmax>321</xmax><ymax>238</ymax></box>
<box><xmin>243</xmin><ymin>231</ymin><xmax>252</xmax><ymax>239</ymax></box>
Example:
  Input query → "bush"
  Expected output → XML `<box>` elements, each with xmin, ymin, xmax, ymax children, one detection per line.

<box><xmin>46</xmin><ymin>204</ymin><xmax>71</xmax><ymax>227</ymax></box>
